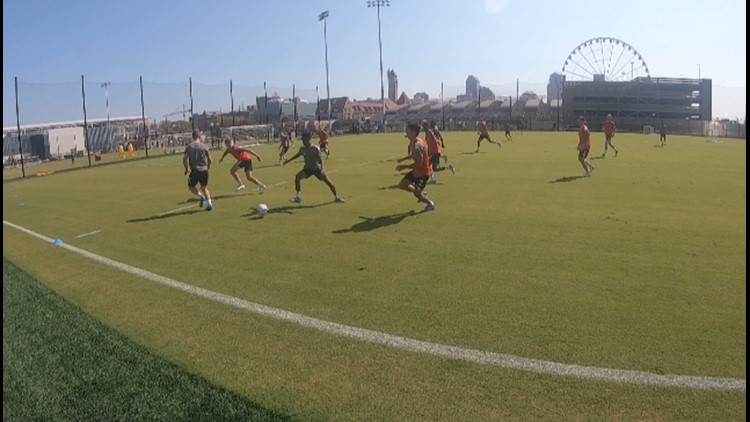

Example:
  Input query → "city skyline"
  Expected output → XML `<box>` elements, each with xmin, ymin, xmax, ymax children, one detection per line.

<box><xmin>3</xmin><ymin>0</ymin><xmax>746</xmax><ymax>126</ymax></box>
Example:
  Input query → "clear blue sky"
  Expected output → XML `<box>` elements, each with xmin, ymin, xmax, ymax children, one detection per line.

<box><xmin>3</xmin><ymin>0</ymin><xmax>746</xmax><ymax>126</ymax></box>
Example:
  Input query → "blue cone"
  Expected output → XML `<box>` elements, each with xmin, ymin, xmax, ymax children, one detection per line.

<box><xmin>54</xmin><ymin>239</ymin><xmax>63</xmax><ymax>246</ymax></box>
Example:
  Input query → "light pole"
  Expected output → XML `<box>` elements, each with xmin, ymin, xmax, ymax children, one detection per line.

<box><xmin>697</xmin><ymin>63</ymin><xmax>701</xmax><ymax>79</ymax></box>
<box><xmin>318</xmin><ymin>11</ymin><xmax>332</xmax><ymax>125</ymax></box>
<box><xmin>100</xmin><ymin>81</ymin><xmax>111</xmax><ymax>148</ymax></box>
<box><xmin>367</xmin><ymin>0</ymin><xmax>389</xmax><ymax>132</ymax></box>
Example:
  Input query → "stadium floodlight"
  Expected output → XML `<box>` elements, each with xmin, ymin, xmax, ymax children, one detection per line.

<box><xmin>318</xmin><ymin>10</ymin><xmax>332</xmax><ymax>124</ymax></box>
<box><xmin>367</xmin><ymin>0</ymin><xmax>390</xmax><ymax>132</ymax></box>
<box><xmin>697</xmin><ymin>63</ymin><xmax>701</xmax><ymax>80</ymax></box>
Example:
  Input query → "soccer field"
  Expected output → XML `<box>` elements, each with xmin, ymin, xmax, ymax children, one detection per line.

<box><xmin>2</xmin><ymin>131</ymin><xmax>746</xmax><ymax>420</ymax></box>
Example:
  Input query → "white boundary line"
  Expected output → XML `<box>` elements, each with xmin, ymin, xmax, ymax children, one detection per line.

<box><xmin>3</xmin><ymin>219</ymin><xmax>745</xmax><ymax>391</ymax></box>
<box><xmin>73</xmin><ymin>229</ymin><xmax>102</xmax><ymax>239</ymax></box>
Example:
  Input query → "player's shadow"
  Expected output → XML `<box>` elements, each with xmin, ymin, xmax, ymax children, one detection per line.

<box><xmin>654</xmin><ymin>144</ymin><xmax>665</xmax><ymax>148</ymax></box>
<box><xmin>549</xmin><ymin>175</ymin><xmax>585</xmax><ymax>183</ymax></box>
<box><xmin>332</xmin><ymin>211</ymin><xmax>417</xmax><ymax>234</ymax></box>
<box><xmin>127</xmin><ymin>209</ymin><xmax>204</xmax><ymax>223</ymax></box>
<box><xmin>377</xmin><ymin>184</ymin><xmax>401</xmax><ymax>190</ymax></box>
<box><xmin>590</xmin><ymin>156</ymin><xmax>605</xmax><ymax>160</ymax></box>
<box><xmin>460</xmin><ymin>151</ymin><xmax>485</xmax><ymax>155</ymax></box>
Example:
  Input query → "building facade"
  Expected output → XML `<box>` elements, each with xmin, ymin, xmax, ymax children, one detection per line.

<box><xmin>387</xmin><ymin>69</ymin><xmax>398</xmax><ymax>102</ymax></box>
<box><xmin>562</xmin><ymin>77</ymin><xmax>712</xmax><ymax>131</ymax></box>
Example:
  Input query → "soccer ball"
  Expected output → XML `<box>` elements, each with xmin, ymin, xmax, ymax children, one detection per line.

<box><xmin>256</xmin><ymin>203</ymin><xmax>269</xmax><ymax>216</ymax></box>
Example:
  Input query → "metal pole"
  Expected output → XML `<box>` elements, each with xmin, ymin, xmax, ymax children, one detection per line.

<box><xmin>697</xmin><ymin>64</ymin><xmax>701</xmax><ymax>79</ymax></box>
<box><xmin>367</xmin><ymin>1</ymin><xmax>390</xmax><ymax>132</ymax></box>
<box><xmin>101</xmin><ymin>81</ymin><xmax>111</xmax><ymax>151</ymax></box>
<box><xmin>14</xmin><ymin>77</ymin><xmax>25</xmax><ymax>178</ymax></box>
<box><xmin>230</xmin><ymin>79</ymin><xmax>235</xmax><ymax>127</ymax></box>
<box><xmin>81</xmin><ymin>75</ymin><xmax>92</xmax><ymax>167</ymax></box>
<box><xmin>293</xmin><ymin>84</ymin><xmax>298</xmax><ymax>129</ymax></box>
<box><xmin>316</xmin><ymin>85</ymin><xmax>321</xmax><ymax>127</ymax></box>
<box><xmin>441</xmin><ymin>81</ymin><xmax>445</xmax><ymax>130</ymax></box>
<box><xmin>319</xmin><ymin>11</ymin><xmax>332</xmax><ymax>124</ymax></box>
<box><xmin>377</xmin><ymin>3</ymin><xmax>385</xmax><ymax>132</ymax></box>
<box><xmin>140</xmin><ymin>76</ymin><xmax>148</xmax><ymax>157</ymax></box>
<box><xmin>264</xmin><ymin>81</ymin><xmax>268</xmax><ymax>124</ymax></box>
<box><xmin>189</xmin><ymin>77</ymin><xmax>195</xmax><ymax>131</ymax></box>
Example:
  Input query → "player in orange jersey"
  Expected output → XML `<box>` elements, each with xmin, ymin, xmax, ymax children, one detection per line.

<box><xmin>577</xmin><ymin>117</ymin><xmax>595</xmax><ymax>177</ymax></box>
<box><xmin>396</xmin><ymin>123</ymin><xmax>436</xmax><ymax>212</ymax></box>
<box><xmin>219</xmin><ymin>138</ymin><xmax>267</xmax><ymax>193</ymax></box>
<box><xmin>422</xmin><ymin>120</ymin><xmax>455</xmax><ymax>183</ymax></box>
<box><xmin>476</xmin><ymin>120</ymin><xmax>501</xmax><ymax>152</ymax></box>
<box><xmin>602</xmin><ymin>114</ymin><xmax>619</xmax><ymax>157</ymax></box>
<box><xmin>318</xmin><ymin>125</ymin><xmax>331</xmax><ymax>158</ymax></box>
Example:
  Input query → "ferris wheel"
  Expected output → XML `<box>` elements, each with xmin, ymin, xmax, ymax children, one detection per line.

<box><xmin>562</xmin><ymin>37</ymin><xmax>650</xmax><ymax>82</ymax></box>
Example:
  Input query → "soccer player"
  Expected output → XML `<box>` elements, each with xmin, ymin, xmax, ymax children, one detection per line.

<box><xmin>183</xmin><ymin>130</ymin><xmax>214</xmax><ymax>211</ymax></box>
<box><xmin>504</xmin><ymin>123</ymin><xmax>513</xmax><ymax>141</ymax></box>
<box><xmin>283</xmin><ymin>131</ymin><xmax>345</xmax><ymax>204</ymax></box>
<box><xmin>476</xmin><ymin>120</ymin><xmax>501</xmax><ymax>152</ymax></box>
<box><xmin>602</xmin><ymin>114</ymin><xmax>619</xmax><ymax>157</ymax></box>
<box><xmin>278</xmin><ymin>129</ymin><xmax>294</xmax><ymax>164</ymax></box>
<box><xmin>431</xmin><ymin>120</ymin><xmax>449</xmax><ymax>163</ymax></box>
<box><xmin>422</xmin><ymin>120</ymin><xmax>455</xmax><ymax>183</ymax></box>
<box><xmin>659</xmin><ymin>123</ymin><xmax>667</xmax><ymax>146</ymax></box>
<box><xmin>396</xmin><ymin>123</ymin><xmax>436</xmax><ymax>212</ymax></box>
<box><xmin>577</xmin><ymin>117</ymin><xmax>595</xmax><ymax>177</ymax></box>
<box><xmin>318</xmin><ymin>125</ymin><xmax>331</xmax><ymax>158</ymax></box>
<box><xmin>431</xmin><ymin>120</ymin><xmax>446</xmax><ymax>148</ymax></box>
<box><xmin>218</xmin><ymin>138</ymin><xmax>267</xmax><ymax>193</ymax></box>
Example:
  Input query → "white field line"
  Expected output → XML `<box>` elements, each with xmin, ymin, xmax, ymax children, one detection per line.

<box><xmin>73</xmin><ymin>229</ymin><xmax>102</xmax><ymax>239</ymax></box>
<box><xmin>3</xmin><ymin>219</ymin><xmax>746</xmax><ymax>392</ymax></box>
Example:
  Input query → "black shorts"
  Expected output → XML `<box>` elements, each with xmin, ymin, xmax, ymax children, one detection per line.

<box><xmin>188</xmin><ymin>169</ymin><xmax>209</xmax><ymax>188</ymax></box>
<box><xmin>302</xmin><ymin>168</ymin><xmax>325</xmax><ymax>180</ymax></box>
<box><xmin>505</xmin><ymin>130</ymin><xmax>511</xmax><ymax>136</ymax></box>
<box><xmin>280</xmin><ymin>146</ymin><xmax>289</xmax><ymax>154</ymax></box>
<box><xmin>605</xmin><ymin>134</ymin><xmax>613</xmax><ymax>142</ymax></box>
<box><xmin>478</xmin><ymin>134</ymin><xmax>491</xmax><ymax>141</ymax></box>
<box><xmin>238</xmin><ymin>159</ymin><xmax>253</xmax><ymax>171</ymax></box>
<box><xmin>405</xmin><ymin>171</ymin><xmax>429</xmax><ymax>192</ymax></box>
<box><xmin>430</xmin><ymin>153</ymin><xmax>442</xmax><ymax>166</ymax></box>
<box><xmin>578</xmin><ymin>148</ymin><xmax>590</xmax><ymax>160</ymax></box>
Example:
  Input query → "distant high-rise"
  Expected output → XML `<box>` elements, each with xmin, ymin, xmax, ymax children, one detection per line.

<box><xmin>547</xmin><ymin>73</ymin><xmax>565</xmax><ymax>101</ymax></box>
<box><xmin>387</xmin><ymin>69</ymin><xmax>398</xmax><ymax>102</ymax></box>
<box><xmin>466</xmin><ymin>75</ymin><xmax>480</xmax><ymax>98</ymax></box>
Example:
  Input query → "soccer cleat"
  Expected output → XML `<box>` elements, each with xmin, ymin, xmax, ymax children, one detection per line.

<box><xmin>259</xmin><ymin>184</ymin><xmax>267</xmax><ymax>194</ymax></box>
<box><xmin>448</xmin><ymin>164</ymin><xmax>456</xmax><ymax>175</ymax></box>
<box><xmin>423</xmin><ymin>202</ymin><xmax>436</xmax><ymax>212</ymax></box>
<box><xmin>614</xmin><ymin>150</ymin><xmax>619</xmax><ymax>158</ymax></box>
<box><xmin>235</xmin><ymin>184</ymin><xmax>246</xmax><ymax>192</ymax></box>
<box><xmin>583</xmin><ymin>171</ymin><xmax>591</xmax><ymax>177</ymax></box>
<box><xmin>290</xmin><ymin>196</ymin><xmax>302</xmax><ymax>203</ymax></box>
<box><xmin>589</xmin><ymin>165</ymin><xmax>596</xmax><ymax>174</ymax></box>
<box><xmin>335</xmin><ymin>196</ymin><xmax>346</xmax><ymax>203</ymax></box>
<box><xmin>206</xmin><ymin>203</ymin><xmax>213</xmax><ymax>211</ymax></box>
<box><xmin>199</xmin><ymin>195</ymin><xmax>205</xmax><ymax>208</ymax></box>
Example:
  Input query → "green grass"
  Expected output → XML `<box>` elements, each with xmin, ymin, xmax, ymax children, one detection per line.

<box><xmin>2</xmin><ymin>131</ymin><xmax>746</xmax><ymax>420</ymax></box>
<box><xmin>2</xmin><ymin>257</ymin><xmax>293</xmax><ymax>421</ymax></box>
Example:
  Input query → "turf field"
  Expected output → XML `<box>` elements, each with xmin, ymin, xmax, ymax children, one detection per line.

<box><xmin>2</xmin><ymin>130</ymin><xmax>746</xmax><ymax>420</ymax></box>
